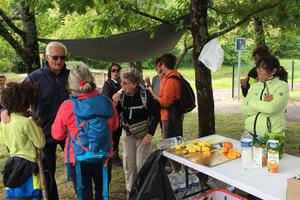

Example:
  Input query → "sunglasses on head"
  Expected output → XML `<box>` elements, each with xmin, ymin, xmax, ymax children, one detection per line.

<box><xmin>111</xmin><ymin>68</ymin><xmax>121</xmax><ymax>73</ymax></box>
<box><xmin>49</xmin><ymin>55</ymin><xmax>67</xmax><ymax>61</ymax></box>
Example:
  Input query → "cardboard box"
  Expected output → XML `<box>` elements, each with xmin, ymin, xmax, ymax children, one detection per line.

<box><xmin>286</xmin><ymin>177</ymin><xmax>300</xmax><ymax>200</ymax></box>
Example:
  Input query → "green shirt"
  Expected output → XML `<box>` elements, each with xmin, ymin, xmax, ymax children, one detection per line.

<box><xmin>241</xmin><ymin>77</ymin><xmax>289</xmax><ymax>136</ymax></box>
<box><xmin>0</xmin><ymin>113</ymin><xmax>45</xmax><ymax>162</ymax></box>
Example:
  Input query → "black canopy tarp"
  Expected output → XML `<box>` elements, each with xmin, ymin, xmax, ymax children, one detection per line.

<box><xmin>39</xmin><ymin>23</ymin><xmax>184</xmax><ymax>62</ymax></box>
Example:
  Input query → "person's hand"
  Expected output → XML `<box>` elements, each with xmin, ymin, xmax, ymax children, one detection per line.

<box><xmin>240</xmin><ymin>76</ymin><xmax>248</xmax><ymax>88</ymax></box>
<box><xmin>112</xmin><ymin>89</ymin><xmax>123</xmax><ymax>103</ymax></box>
<box><xmin>1</xmin><ymin>109</ymin><xmax>11</xmax><ymax>123</ymax></box>
<box><xmin>264</xmin><ymin>94</ymin><xmax>273</xmax><ymax>102</ymax></box>
<box><xmin>144</xmin><ymin>77</ymin><xmax>151</xmax><ymax>87</ymax></box>
<box><xmin>32</xmin><ymin>114</ymin><xmax>44</xmax><ymax>127</ymax></box>
<box><xmin>142</xmin><ymin>134</ymin><xmax>152</xmax><ymax>145</ymax></box>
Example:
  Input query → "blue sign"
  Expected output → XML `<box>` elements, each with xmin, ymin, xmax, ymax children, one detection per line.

<box><xmin>235</xmin><ymin>38</ymin><xmax>246</xmax><ymax>51</ymax></box>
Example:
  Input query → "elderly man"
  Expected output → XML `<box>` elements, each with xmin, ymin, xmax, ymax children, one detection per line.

<box><xmin>26</xmin><ymin>41</ymin><xmax>70</xmax><ymax>200</ymax></box>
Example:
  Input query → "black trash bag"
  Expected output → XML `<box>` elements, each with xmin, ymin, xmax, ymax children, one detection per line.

<box><xmin>129</xmin><ymin>150</ymin><xmax>176</xmax><ymax>200</ymax></box>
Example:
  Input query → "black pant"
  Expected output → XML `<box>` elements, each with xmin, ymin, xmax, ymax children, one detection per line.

<box><xmin>42</xmin><ymin>142</ymin><xmax>64</xmax><ymax>200</ymax></box>
<box><xmin>70</xmin><ymin>161</ymin><xmax>112</xmax><ymax>200</ymax></box>
<box><xmin>112</xmin><ymin>127</ymin><xmax>122</xmax><ymax>155</ymax></box>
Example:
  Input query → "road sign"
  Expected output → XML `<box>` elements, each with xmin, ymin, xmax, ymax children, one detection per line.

<box><xmin>235</xmin><ymin>38</ymin><xmax>246</xmax><ymax>51</ymax></box>
<box><xmin>235</xmin><ymin>38</ymin><xmax>246</xmax><ymax>100</ymax></box>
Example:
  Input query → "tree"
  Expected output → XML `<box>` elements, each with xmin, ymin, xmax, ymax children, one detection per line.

<box><xmin>0</xmin><ymin>0</ymin><xmax>290</xmax><ymax>137</ymax></box>
<box><xmin>49</xmin><ymin>0</ymin><xmax>287</xmax><ymax>137</ymax></box>
<box><xmin>0</xmin><ymin>1</ymin><xmax>40</xmax><ymax>73</ymax></box>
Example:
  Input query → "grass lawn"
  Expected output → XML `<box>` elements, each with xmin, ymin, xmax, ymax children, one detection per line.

<box><xmin>1</xmin><ymin>113</ymin><xmax>299</xmax><ymax>199</ymax></box>
<box><xmin>143</xmin><ymin>59</ymin><xmax>300</xmax><ymax>99</ymax></box>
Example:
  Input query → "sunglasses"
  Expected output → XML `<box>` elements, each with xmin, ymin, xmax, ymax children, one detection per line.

<box><xmin>48</xmin><ymin>55</ymin><xmax>67</xmax><ymax>61</ymax></box>
<box><xmin>111</xmin><ymin>68</ymin><xmax>121</xmax><ymax>73</ymax></box>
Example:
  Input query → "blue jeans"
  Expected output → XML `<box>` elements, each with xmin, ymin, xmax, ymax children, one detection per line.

<box><xmin>70</xmin><ymin>161</ymin><xmax>112</xmax><ymax>200</ymax></box>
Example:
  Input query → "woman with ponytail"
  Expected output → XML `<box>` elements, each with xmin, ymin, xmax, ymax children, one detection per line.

<box><xmin>52</xmin><ymin>62</ymin><xmax>119</xmax><ymax>199</ymax></box>
<box><xmin>241</xmin><ymin>56</ymin><xmax>289</xmax><ymax>137</ymax></box>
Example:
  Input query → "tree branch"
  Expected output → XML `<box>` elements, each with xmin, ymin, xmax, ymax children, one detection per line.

<box><xmin>0</xmin><ymin>15</ymin><xmax>21</xmax><ymax>23</ymax></box>
<box><xmin>120</xmin><ymin>3</ymin><xmax>171</xmax><ymax>24</ymax></box>
<box><xmin>176</xmin><ymin>45</ymin><xmax>192</xmax><ymax>68</ymax></box>
<box><xmin>209</xmin><ymin>6</ymin><xmax>234</xmax><ymax>15</ymax></box>
<box><xmin>0</xmin><ymin>24</ymin><xmax>27</xmax><ymax>58</ymax></box>
<box><xmin>209</xmin><ymin>1</ymin><xmax>283</xmax><ymax>40</ymax></box>
<box><xmin>0</xmin><ymin>9</ymin><xmax>25</xmax><ymax>38</ymax></box>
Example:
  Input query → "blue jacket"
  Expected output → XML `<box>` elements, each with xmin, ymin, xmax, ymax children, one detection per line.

<box><xmin>27</xmin><ymin>63</ymin><xmax>69</xmax><ymax>143</ymax></box>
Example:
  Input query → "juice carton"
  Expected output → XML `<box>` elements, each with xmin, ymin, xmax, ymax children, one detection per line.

<box><xmin>267</xmin><ymin>140</ymin><xmax>279</xmax><ymax>173</ymax></box>
<box><xmin>253</xmin><ymin>136</ymin><xmax>267</xmax><ymax>168</ymax></box>
<box><xmin>264</xmin><ymin>132</ymin><xmax>285</xmax><ymax>158</ymax></box>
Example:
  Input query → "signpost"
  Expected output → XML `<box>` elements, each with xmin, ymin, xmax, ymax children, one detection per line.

<box><xmin>235</xmin><ymin>38</ymin><xmax>246</xmax><ymax>100</ymax></box>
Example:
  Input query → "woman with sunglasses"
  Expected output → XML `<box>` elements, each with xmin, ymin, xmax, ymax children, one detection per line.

<box><xmin>102</xmin><ymin>63</ymin><xmax>123</xmax><ymax>166</ymax></box>
<box><xmin>241</xmin><ymin>56</ymin><xmax>289</xmax><ymax>137</ymax></box>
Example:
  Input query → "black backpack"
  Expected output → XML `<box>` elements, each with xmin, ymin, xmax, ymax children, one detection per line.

<box><xmin>168</xmin><ymin>75</ymin><xmax>196</xmax><ymax>113</ymax></box>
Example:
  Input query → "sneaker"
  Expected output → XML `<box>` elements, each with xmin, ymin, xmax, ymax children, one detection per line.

<box><xmin>112</xmin><ymin>154</ymin><xmax>123</xmax><ymax>166</ymax></box>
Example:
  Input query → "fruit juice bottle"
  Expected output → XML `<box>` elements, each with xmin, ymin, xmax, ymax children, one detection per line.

<box><xmin>267</xmin><ymin>140</ymin><xmax>279</xmax><ymax>173</ymax></box>
<box><xmin>253</xmin><ymin>136</ymin><xmax>267</xmax><ymax>168</ymax></box>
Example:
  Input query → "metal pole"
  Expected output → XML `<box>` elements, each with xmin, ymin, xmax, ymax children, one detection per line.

<box><xmin>237</xmin><ymin>51</ymin><xmax>242</xmax><ymax>101</ymax></box>
<box><xmin>291</xmin><ymin>60</ymin><xmax>294</xmax><ymax>91</ymax></box>
<box><xmin>232</xmin><ymin>64</ymin><xmax>235</xmax><ymax>98</ymax></box>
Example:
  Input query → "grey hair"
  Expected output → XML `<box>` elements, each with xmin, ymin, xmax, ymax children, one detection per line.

<box><xmin>68</xmin><ymin>62</ymin><xmax>96</xmax><ymax>94</ymax></box>
<box><xmin>46</xmin><ymin>41</ymin><xmax>68</xmax><ymax>55</ymax></box>
<box><xmin>121</xmin><ymin>67</ymin><xmax>143</xmax><ymax>85</ymax></box>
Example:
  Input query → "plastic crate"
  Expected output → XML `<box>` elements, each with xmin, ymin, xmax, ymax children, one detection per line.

<box><xmin>194</xmin><ymin>188</ymin><xmax>248</xmax><ymax>200</ymax></box>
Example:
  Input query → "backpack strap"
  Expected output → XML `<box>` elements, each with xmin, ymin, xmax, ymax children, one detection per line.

<box><xmin>102</xmin><ymin>165</ymin><xmax>109</xmax><ymax>200</ymax></box>
<box><xmin>75</xmin><ymin>162</ymin><xmax>83</xmax><ymax>200</ymax></box>
<box><xmin>165</xmin><ymin>75</ymin><xmax>181</xmax><ymax>107</ymax></box>
<box><xmin>168</xmin><ymin>74</ymin><xmax>181</xmax><ymax>81</ymax></box>
<box><xmin>66</xmin><ymin>131</ymin><xmax>73</xmax><ymax>181</ymax></box>
<box><xmin>120</xmin><ymin>85</ymin><xmax>148</xmax><ymax>120</ymax></box>
<box><xmin>140</xmin><ymin>84</ymin><xmax>148</xmax><ymax>110</ymax></box>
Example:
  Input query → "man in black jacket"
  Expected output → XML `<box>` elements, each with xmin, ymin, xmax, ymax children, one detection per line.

<box><xmin>26</xmin><ymin>41</ymin><xmax>70</xmax><ymax>200</ymax></box>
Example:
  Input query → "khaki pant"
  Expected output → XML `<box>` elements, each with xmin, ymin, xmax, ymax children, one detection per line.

<box><xmin>121</xmin><ymin>131</ymin><xmax>152</xmax><ymax>192</ymax></box>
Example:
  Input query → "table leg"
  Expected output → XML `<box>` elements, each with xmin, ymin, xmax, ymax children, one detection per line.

<box><xmin>177</xmin><ymin>166</ymin><xmax>210</xmax><ymax>200</ymax></box>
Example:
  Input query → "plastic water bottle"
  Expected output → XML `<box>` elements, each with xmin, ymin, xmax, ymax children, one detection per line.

<box><xmin>157</xmin><ymin>136</ymin><xmax>184</xmax><ymax>149</ymax></box>
<box><xmin>241</xmin><ymin>130</ymin><xmax>253</xmax><ymax>170</ymax></box>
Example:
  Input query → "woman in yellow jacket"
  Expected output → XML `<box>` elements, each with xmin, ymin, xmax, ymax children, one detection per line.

<box><xmin>241</xmin><ymin>56</ymin><xmax>289</xmax><ymax>137</ymax></box>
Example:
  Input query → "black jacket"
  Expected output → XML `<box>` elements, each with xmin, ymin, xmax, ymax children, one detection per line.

<box><xmin>120</xmin><ymin>87</ymin><xmax>160</xmax><ymax>135</ymax></box>
<box><xmin>242</xmin><ymin>66</ymin><xmax>258</xmax><ymax>97</ymax></box>
<box><xmin>27</xmin><ymin>63</ymin><xmax>70</xmax><ymax>143</ymax></box>
<box><xmin>102</xmin><ymin>79</ymin><xmax>121</xmax><ymax>100</ymax></box>
<box><xmin>102</xmin><ymin>79</ymin><xmax>122</xmax><ymax>114</ymax></box>
<box><xmin>3</xmin><ymin>157</ymin><xmax>38</xmax><ymax>188</ymax></box>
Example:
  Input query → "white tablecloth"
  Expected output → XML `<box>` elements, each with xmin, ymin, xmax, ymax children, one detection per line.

<box><xmin>163</xmin><ymin>134</ymin><xmax>300</xmax><ymax>200</ymax></box>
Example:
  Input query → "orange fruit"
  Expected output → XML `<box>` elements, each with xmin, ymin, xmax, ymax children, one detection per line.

<box><xmin>224</xmin><ymin>142</ymin><xmax>233</xmax><ymax>149</ymax></box>
<box><xmin>222</xmin><ymin>146</ymin><xmax>229</xmax><ymax>153</ymax></box>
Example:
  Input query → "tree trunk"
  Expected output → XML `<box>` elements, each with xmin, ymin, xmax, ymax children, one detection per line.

<box><xmin>252</xmin><ymin>0</ymin><xmax>266</xmax><ymax>46</ymax></box>
<box><xmin>253</xmin><ymin>17</ymin><xmax>266</xmax><ymax>46</ymax></box>
<box><xmin>20</xmin><ymin>2</ymin><xmax>40</xmax><ymax>73</ymax></box>
<box><xmin>189</xmin><ymin>0</ymin><xmax>215</xmax><ymax>137</ymax></box>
